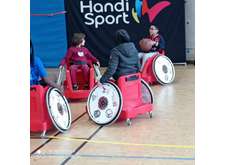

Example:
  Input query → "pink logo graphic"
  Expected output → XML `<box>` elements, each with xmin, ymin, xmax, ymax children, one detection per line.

<box><xmin>132</xmin><ymin>0</ymin><xmax>171</xmax><ymax>23</ymax></box>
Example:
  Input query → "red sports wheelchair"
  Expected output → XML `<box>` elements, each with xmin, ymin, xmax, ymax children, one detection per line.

<box><xmin>58</xmin><ymin>61</ymin><xmax>97</xmax><ymax>100</ymax></box>
<box><xmin>87</xmin><ymin>73</ymin><xmax>154</xmax><ymax>126</ymax></box>
<box><xmin>140</xmin><ymin>52</ymin><xmax>175</xmax><ymax>85</ymax></box>
<box><xmin>30</xmin><ymin>85</ymin><xmax>71</xmax><ymax>136</ymax></box>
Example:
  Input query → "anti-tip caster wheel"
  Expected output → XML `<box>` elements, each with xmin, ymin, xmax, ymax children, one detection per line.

<box><xmin>126</xmin><ymin>118</ymin><xmax>131</xmax><ymax>126</ymax></box>
<box><xmin>149</xmin><ymin>112</ymin><xmax>153</xmax><ymax>118</ymax></box>
<box><xmin>40</xmin><ymin>130</ymin><xmax>47</xmax><ymax>138</ymax></box>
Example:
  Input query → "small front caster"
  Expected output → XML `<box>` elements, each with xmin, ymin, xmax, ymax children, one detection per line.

<box><xmin>41</xmin><ymin>130</ymin><xmax>46</xmax><ymax>138</ymax></box>
<box><xmin>149</xmin><ymin>112</ymin><xmax>153</xmax><ymax>118</ymax></box>
<box><xmin>126</xmin><ymin>118</ymin><xmax>131</xmax><ymax>126</ymax></box>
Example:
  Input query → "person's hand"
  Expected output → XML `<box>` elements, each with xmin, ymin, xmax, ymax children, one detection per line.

<box><xmin>56</xmin><ymin>84</ymin><xmax>64</xmax><ymax>92</ymax></box>
<box><xmin>97</xmin><ymin>81</ymin><xmax>106</xmax><ymax>91</ymax></box>
<box><xmin>94</xmin><ymin>61</ymin><xmax>100</xmax><ymax>67</ymax></box>
<box><xmin>96</xmin><ymin>81</ymin><xmax>102</xmax><ymax>87</ymax></box>
<box><xmin>59</xmin><ymin>64</ymin><xmax>66</xmax><ymax>71</ymax></box>
<box><xmin>59</xmin><ymin>59</ymin><xmax>66</xmax><ymax>67</ymax></box>
<box><xmin>96</xmin><ymin>61</ymin><xmax>100</xmax><ymax>67</ymax></box>
<box><xmin>59</xmin><ymin>65</ymin><xmax>63</xmax><ymax>69</ymax></box>
<box><xmin>59</xmin><ymin>86</ymin><xmax>64</xmax><ymax>92</ymax></box>
<box><xmin>150</xmin><ymin>40</ymin><xmax>156</xmax><ymax>46</ymax></box>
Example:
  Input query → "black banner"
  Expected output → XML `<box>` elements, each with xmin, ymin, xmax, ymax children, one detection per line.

<box><xmin>65</xmin><ymin>0</ymin><xmax>185</xmax><ymax>66</ymax></box>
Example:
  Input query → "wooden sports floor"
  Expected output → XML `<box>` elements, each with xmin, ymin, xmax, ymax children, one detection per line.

<box><xmin>30</xmin><ymin>65</ymin><xmax>195</xmax><ymax>165</ymax></box>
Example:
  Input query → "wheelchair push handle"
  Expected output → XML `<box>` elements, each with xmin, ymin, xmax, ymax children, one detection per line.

<box><xmin>93</xmin><ymin>64</ymin><xmax>102</xmax><ymax>82</ymax></box>
<box><xmin>57</xmin><ymin>65</ymin><xmax>65</xmax><ymax>86</ymax></box>
<box><xmin>125</xmin><ymin>74</ymin><xmax>140</xmax><ymax>82</ymax></box>
<box><xmin>93</xmin><ymin>64</ymin><xmax>107</xmax><ymax>91</ymax></box>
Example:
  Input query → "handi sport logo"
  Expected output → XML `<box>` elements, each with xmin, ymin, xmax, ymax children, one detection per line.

<box><xmin>132</xmin><ymin>0</ymin><xmax>171</xmax><ymax>23</ymax></box>
<box><xmin>79</xmin><ymin>0</ymin><xmax>171</xmax><ymax>28</ymax></box>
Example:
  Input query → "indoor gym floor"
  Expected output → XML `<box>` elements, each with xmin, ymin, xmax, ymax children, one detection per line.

<box><xmin>30</xmin><ymin>65</ymin><xmax>195</xmax><ymax>165</ymax></box>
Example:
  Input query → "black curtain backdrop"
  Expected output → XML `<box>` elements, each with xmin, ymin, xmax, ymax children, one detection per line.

<box><xmin>65</xmin><ymin>0</ymin><xmax>185</xmax><ymax>66</ymax></box>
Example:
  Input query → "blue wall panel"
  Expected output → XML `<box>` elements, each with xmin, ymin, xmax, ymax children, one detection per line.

<box><xmin>30</xmin><ymin>0</ymin><xmax>67</xmax><ymax>67</ymax></box>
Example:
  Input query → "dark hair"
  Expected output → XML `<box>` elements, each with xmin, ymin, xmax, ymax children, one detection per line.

<box><xmin>71</xmin><ymin>33</ymin><xmax>86</xmax><ymax>46</ymax></box>
<box><xmin>150</xmin><ymin>25</ymin><xmax>159</xmax><ymax>31</ymax></box>
<box><xmin>114</xmin><ymin>29</ymin><xmax>130</xmax><ymax>45</ymax></box>
<box><xmin>30</xmin><ymin>40</ymin><xmax>34</xmax><ymax>66</ymax></box>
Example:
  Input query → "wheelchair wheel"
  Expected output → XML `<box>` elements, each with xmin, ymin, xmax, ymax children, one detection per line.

<box><xmin>141</xmin><ymin>79</ymin><xmax>154</xmax><ymax>104</ymax></box>
<box><xmin>152</xmin><ymin>55</ymin><xmax>175</xmax><ymax>85</ymax></box>
<box><xmin>46</xmin><ymin>87</ymin><xmax>72</xmax><ymax>132</ymax></box>
<box><xmin>87</xmin><ymin>82</ymin><xmax>123</xmax><ymax>126</ymax></box>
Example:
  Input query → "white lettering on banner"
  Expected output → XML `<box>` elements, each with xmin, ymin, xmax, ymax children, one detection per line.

<box><xmin>114</xmin><ymin>0</ymin><xmax>124</xmax><ymax>12</ymax></box>
<box><xmin>80</xmin><ymin>0</ymin><xmax>130</xmax><ymax>28</ymax></box>
<box><xmin>122</xmin><ymin>12</ymin><xmax>129</xmax><ymax>24</ymax></box>
<box><xmin>104</xmin><ymin>3</ymin><xmax>114</xmax><ymax>12</ymax></box>
<box><xmin>105</xmin><ymin>15</ymin><xmax>115</xmax><ymax>25</ymax></box>
<box><xmin>93</xmin><ymin>3</ymin><xmax>103</xmax><ymax>13</ymax></box>
<box><xmin>84</xmin><ymin>13</ymin><xmax>95</xmax><ymax>25</ymax></box>
<box><xmin>95</xmin><ymin>15</ymin><xmax>105</xmax><ymax>27</ymax></box>
<box><xmin>80</xmin><ymin>0</ymin><xmax>93</xmax><ymax>13</ymax></box>
<box><xmin>126</xmin><ymin>0</ymin><xmax>129</xmax><ymax>11</ymax></box>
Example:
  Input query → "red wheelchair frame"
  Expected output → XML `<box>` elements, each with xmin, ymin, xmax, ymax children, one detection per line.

<box><xmin>116</xmin><ymin>73</ymin><xmax>154</xmax><ymax>125</ymax></box>
<box><xmin>63</xmin><ymin>63</ymin><xmax>96</xmax><ymax>100</ymax></box>
<box><xmin>30</xmin><ymin>85</ymin><xmax>53</xmax><ymax>133</ymax></box>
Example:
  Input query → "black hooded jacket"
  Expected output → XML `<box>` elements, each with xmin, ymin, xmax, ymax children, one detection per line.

<box><xmin>100</xmin><ymin>29</ymin><xmax>140</xmax><ymax>83</ymax></box>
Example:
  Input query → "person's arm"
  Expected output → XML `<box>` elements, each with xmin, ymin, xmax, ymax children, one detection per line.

<box><xmin>154</xmin><ymin>35</ymin><xmax>165</xmax><ymax>49</ymax></box>
<box><xmin>137</xmin><ymin>56</ymin><xmax>141</xmax><ymax>71</ymax></box>
<box><xmin>158</xmin><ymin>35</ymin><xmax>165</xmax><ymax>49</ymax></box>
<box><xmin>138</xmin><ymin>52</ymin><xmax>144</xmax><ymax>59</ymax></box>
<box><xmin>100</xmin><ymin>49</ymin><xmax>119</xmax><ymax>83</ymax></box>
<box><xmin>36</xmin><ymin>57</ymin><xmax>62</xmax><ymax>90</ymax></box>
<box><xmin>42</xmin><ymin>77</ymin><xmax>61</xmax><ymax>90</ymax></box>
<box><xmin>155</xmin><ymin>35</ymin><xmax>165</xmax><ymax>54</ymax></box>
<box><xmin>85</xmin><ymin>48</ymin><xmax>98</xmax><ymax>64</ymax></box>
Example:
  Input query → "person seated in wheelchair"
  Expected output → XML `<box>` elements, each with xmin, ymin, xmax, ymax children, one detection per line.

<box><xmin>148</xmin><ymin>25</ymin><xmax>165</xmax><ymax>54</ymax></box>
<box><xmin>138</xmin><ymin>25</ymin><xmax>166</xmax><ymax>71</ymax></box>
<box><xmin>60</xmin><ymin>33</ymin><xmax>100</xmax><ymax>90</ymax></box>
<box><xmin>30</xmin><ymin>40</ymin><xmax>61</xmax><ymax>90</ymax></box>
<box><xmin>99</xmin><ymin>29</ymin><xmax>140</xmax><ymax>84</ymax></box>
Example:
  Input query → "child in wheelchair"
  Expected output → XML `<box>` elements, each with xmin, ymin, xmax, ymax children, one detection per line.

<box><xmin>138</xmin><ymin>25</ymin><xmax>166</xmax><ymax>71</ymax></box>
<box><xmin>99</xmin><ymin>29</ymin><xmax>140</xmax><ymax>84</ymax></box>
<box><xmin>30</xmin><ymin>40</ymin><xmax>61</xmax><ymax>90</ymax></box>
<box><xmin>60</xmin><ymin>33</ymin><xmax>100</xmax><ymax>90</ymax></box>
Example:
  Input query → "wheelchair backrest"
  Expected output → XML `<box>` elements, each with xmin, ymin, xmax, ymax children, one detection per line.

<box><xmin>117</xmin><ymin>73</ymin><xmax>142</xmax><ymax>108</ymax></box>
<box><xmin>30</xmin><ymin>85</ymin><xmax>52</xmax><ymax>130</ymax></box>
<box><xmin>30</xmin><ymin>85</ymin><xmax>46</xmax><ymax>117</ymax></box>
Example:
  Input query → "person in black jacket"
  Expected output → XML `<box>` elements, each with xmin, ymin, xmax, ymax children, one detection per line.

<box><xmin>100</xmin><ymin>29</ymin><xmax>140</xmax><ymax>83</ymax></box>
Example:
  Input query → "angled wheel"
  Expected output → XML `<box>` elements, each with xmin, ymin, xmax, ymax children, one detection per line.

<box><xmin>46</xmin><ymin>87</ymin><xmax>72</xmax><ymax>133</ymax></box>
<box><xmin>141</xmin><ymin>79</ymin><xmax>154</xmax><ymax>104</ymax></box>
<box><xmin>87</xmin><ymin>81</ymin><xmax>123</xmax><ymax>126</ymax></box>
<box><xmin>152</xmin><ymin>55</ymin><xmax>175</xmax><ymax>85</ymax></box>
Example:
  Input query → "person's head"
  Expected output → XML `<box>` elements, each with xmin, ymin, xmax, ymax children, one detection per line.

<box><xmin>114</xmin><ymin>29</ymin><xmax>130</xmax><ymax>45</ymax></box>
<box><xmin>71</xmin><ymin>33</ymin><xmax>86</xmax><ymax>47</ymax></box>
<box><xmin>30</xmin><ymin>40</ymin><xmax>34</xmax><ymax>66</ymax></box>
<box><xmin>149</xmin><ymin>25</ymin><xmax>159</xmax><ymax>36</ymax></box>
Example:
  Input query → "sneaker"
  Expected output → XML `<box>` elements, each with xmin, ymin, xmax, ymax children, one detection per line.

<box><xmin>73</xmin><ymin>84</ymin><xmax>78</xmax><ymax>90</ymax></box>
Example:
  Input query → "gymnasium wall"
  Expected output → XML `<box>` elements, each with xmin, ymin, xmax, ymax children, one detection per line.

<box><xmin>30</xmin><ymin>0</ymin><xmax>194</xmax><ymax>67</ymax></box>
